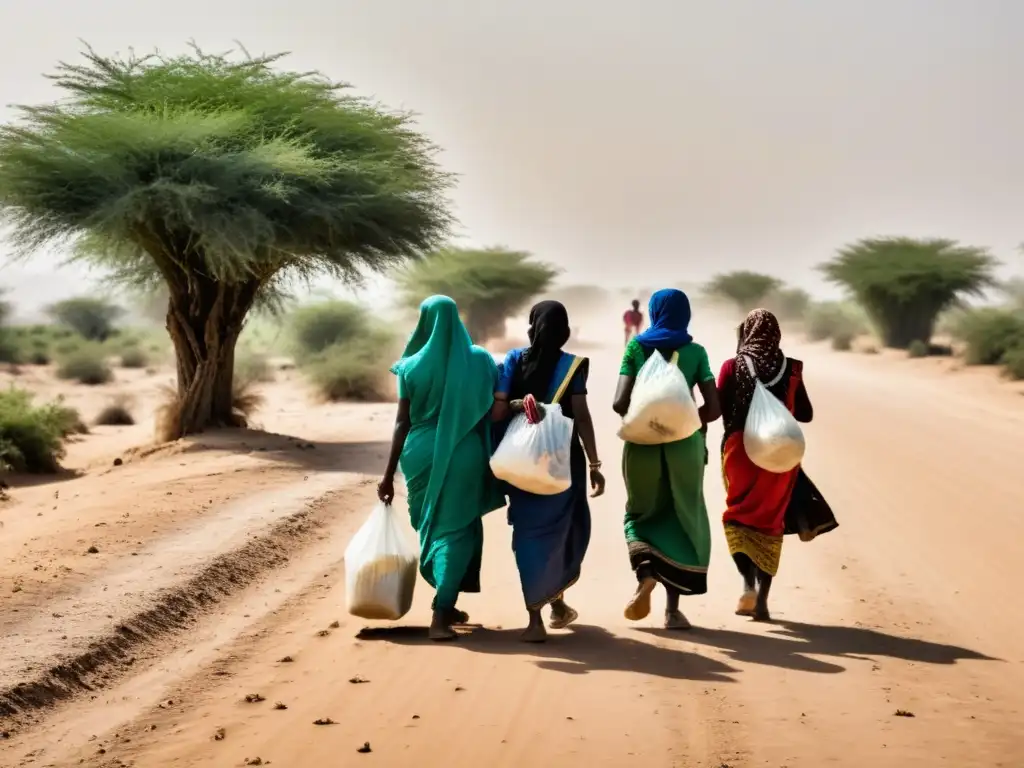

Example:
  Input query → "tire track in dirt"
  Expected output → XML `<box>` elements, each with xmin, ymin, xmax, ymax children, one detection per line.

<box><xmin>0</xmin><ymin>472</ymin><xmax>360</xmax><ymax>729</ymax></box>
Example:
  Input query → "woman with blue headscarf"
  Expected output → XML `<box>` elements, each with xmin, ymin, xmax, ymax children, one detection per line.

<box><xmin>378</xmin><ymin>296</ymin><xmax>505</xmax><ymax>641</ymax></box>
<box><xmin>612</xmin><ymin>289</ymin><xmax>721</xmax><ymax>629</ymax></box>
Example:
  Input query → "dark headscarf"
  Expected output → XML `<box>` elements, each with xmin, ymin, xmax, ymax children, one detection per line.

<box><xmin>510</xmin><ymin>300</ymin><xmax>572</xmax><ymax>401</ymax></box>
<box><xmin>731</xmin><ymin>308</ymin><xmax>786</xmax><ymax>425</ymax></box>
<box><xmin>633</xmin><ymin>289</ymin><xmax>693</xmax><ymax>350</ymax></box>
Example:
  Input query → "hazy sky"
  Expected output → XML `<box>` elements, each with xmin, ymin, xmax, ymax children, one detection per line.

<box><xmin>1</xmin><ymin>0</ymin><xmax>1022</xmax><ymax>317</ymax></box>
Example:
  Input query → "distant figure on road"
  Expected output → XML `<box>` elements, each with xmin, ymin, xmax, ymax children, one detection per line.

<box><xmin>717</xmin><ymin>308</ymin><xmax>838</xmax><ymax>622</ymax></box>
<box><xmin>623</xmin><ymin>299</ymin><xmax>644</xmax><ymax>346</ymax></box>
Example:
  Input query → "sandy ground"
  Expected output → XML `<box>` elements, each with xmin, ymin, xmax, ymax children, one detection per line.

<box><xmin>1</xmin><ymin>313</ymin><xmax>1022</xmax><ymax>768</ymax></box>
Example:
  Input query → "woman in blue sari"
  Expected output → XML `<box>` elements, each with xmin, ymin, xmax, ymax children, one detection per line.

<box><xmin>493</xmin><ymin>301</ymin><xmax>606</xmax><ymax>643</ymax></box>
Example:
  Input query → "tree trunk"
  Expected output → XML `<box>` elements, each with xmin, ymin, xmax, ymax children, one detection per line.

<box><xmin>161</xmin><ymin>277</ymin><xmax>260</xmax><ymax>440</ymax></box>
<box><xmin>465</xmin><ymin>306</ymin><xmax>507</xmax><ymax>344</ymax></box>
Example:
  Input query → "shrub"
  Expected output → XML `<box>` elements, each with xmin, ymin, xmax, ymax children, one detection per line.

<box><xmin>765</xmin><ymin>287</ymin><xmax>812</xmax><ymax>321</ymax></box>
<box><xmin>907</xmin><ymin>340</ymin><xmax>930</xmax><ymax>358</ymax></box>
<box><xmin>290</xmin><ymin>301</ymin><xmax>369</xmax><ymax>362</ymax></box>
<box><xmin>94</xmin><ymin>395</ymin><xmax>135</xmax><ymax>426</ymax></box>
<box><xmin>0</xmin><ymin>388</ymin><xmax>83</xmax><ymax>472</ymax></box>
<box><xmin>304</xmin><ymin>334</ymin><xmax>395</xmax><ymax>402</ymax></box>
<box><xmin>235</xmin><ymin>351</ymin><xmax>274</xmax><ymax>384</ymax></box>
<box><xmin>704</xmin><ymin>271</ymin><xmax>783</xmax><ymax>314</ymax></box>
<box><xmin>821</xmin><ymin>237</ymin><xmax>995</xmax><ymax>349</ymax></box>
<box><xmin>953</xmin><ymin>308</ymin><xmax>1024</xmax><ymax>366</ymax></box>
<box><xmin>1000</xmin><ymin>346</ymin><xmax>1024</xmax><ymax>380</ymax></box>
<box><xmin>804</xmin><ymin>301</ymin><xmax>866</xmax><ymax>342</ymax></box>
<box><xmin>831</xmin><ymin>332</ymin><xmax>855</xmax><ymax>352</ymax></box>
<box><xmin>119</xmin><ymin>346</ymin><xmax>149</xmax><ymax>369</ymax></box>
<box><xmin>46</xmin><ymin>297</ymin><xmax>124</xmax><ymax>342</ymax></box>
<box><xmin>56</xmin><ymin>346</ymin><xmax>113</xmax><ymax>385</ymax></box>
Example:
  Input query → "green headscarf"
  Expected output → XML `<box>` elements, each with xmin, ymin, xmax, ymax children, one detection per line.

<box><xmin>391</xmin><ymin>295</ymin><xmax>498</xmax><ymax>519</ymax></box>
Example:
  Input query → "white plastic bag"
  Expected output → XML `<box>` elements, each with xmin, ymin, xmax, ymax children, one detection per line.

<box><xmin>344</xmin><ymin>502</ymin><xmax>419</xmax><ymax>620</ymax></box>
<box><xmin>741</xmin><ymin>355</ymin><xmax>806</xmax><ymax>473</ymax></box>
<box><xmin>618</xmin><ymin>351</ymin><xmax>702</xmax><ymax>445</ymax></box>
<box><xmin>490</xmin><ymin>403</ymin><xmax>574</xmax><ymax>495</ymax></box>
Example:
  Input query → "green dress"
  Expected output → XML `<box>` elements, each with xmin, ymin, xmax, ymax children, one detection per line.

<box><xmin>620</xmin><ymin>339</ymin><xmax>715</xmax><ymax>595</ymax></box>
<box><xmin>391</xmin><ymin>296</ymin><xmax>505</xmax><ymax>611</ymax></box>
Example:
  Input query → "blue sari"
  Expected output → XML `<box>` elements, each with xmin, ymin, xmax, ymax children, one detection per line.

<box><xmin>496</xmin><ymin>348</ymin><xmax>592</xmax><ymax>610</ymax></box>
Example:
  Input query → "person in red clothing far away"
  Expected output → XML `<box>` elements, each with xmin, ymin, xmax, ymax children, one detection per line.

<box><xmin>623</xmin><ymin>299</ymin><xmax>644</xmax><ymax>346</ymax></box>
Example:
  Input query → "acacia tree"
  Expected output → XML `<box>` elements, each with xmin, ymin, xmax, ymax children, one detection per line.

<box><xmin>396</xmin><ymin>246</ymin><xmax>558</xmax><ymax>342</ymax></box>
<box><xmin>703</xmin><ymin>271</ymin><xmax>783</xmax><ymax>314</ymax></box>
<box><xmin>821</xmin><ymin>237</ymin><xmax>995</xmax><ymax>349</ymax></box>
<box><xmin>0</xmin><ymin>46</ymin><xmax>451</xmax><ymax>437</ymax></box>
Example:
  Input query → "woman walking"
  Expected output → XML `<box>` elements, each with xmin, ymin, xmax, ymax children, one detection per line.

<box><xmin>378</xmin><ymin>295</ymin><xmax>505</xmax><ymax>641</ymax></box>
<box><xmin>718</xmin><ymin>308</ymin><xmax>837</xmax><ymax>622</ymax></box>
<box><xmin>494</xmin><ymin>301</ymin><xmax>606</xmax><ymax>643</ymax></box>
<box><xmin>614</xmin><ymin>289</ymin><xmax>721</xmax><ymax>630</ymax></box>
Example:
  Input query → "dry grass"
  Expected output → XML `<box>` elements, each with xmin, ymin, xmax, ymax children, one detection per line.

<box><xmin>154</xmin><ymin>378</ymin><xmax>265</xmax><ymax>442</ymax></box>
<box><xmin>94</xmin><ymin>395</ymin><xmax>136</xmax><ymax>426</ymax></box>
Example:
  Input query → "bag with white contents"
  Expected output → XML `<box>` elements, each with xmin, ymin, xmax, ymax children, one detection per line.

<box><xmin>618</xmin><ymin>350</ymin><xmax>702</xmax><ymax>445</ymax></box>
<box><xmin>490</xmin><ymin>403</ymin><xmax>574</xmax><ymax>495</ymax></box>
<box><xmin>344</xmin><ymin>502</ymin><xmax>419</xmax><ymax>620</ymax></box>
<box><xmin>741</xmin><ymin>355</ymin><xmax>806</xmax><ymax>473</ymax></box>
<box><xmin>490</xmin><ymin>355</ymin><xmax>582</xmax><ymax>495</ymax></box>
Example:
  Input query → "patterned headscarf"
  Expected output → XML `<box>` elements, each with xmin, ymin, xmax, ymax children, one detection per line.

<box><xmin>732</xmin><ymin>308</ymin><xmax>786</xmax><ymax>425</ymax></box>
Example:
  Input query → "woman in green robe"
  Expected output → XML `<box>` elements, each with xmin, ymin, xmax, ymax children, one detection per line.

<box><xmin>612</xmin><ymin>289</ymin><xmax>721</xmax><ymax>630</ymax></box>
<box><xmin>378</xmin><ymin>295</ymin><xmax>504</xmax><ymax>641</ymax></box>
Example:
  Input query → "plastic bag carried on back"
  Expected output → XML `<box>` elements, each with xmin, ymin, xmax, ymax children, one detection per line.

<box><xmin>490</xmin><ymin>403</ymin><xmax>574</xmax><ymax>495</ymax></box>
<box><xmin>618</xmin><ymin>351</ymin><xmax>702</xmax><ymax>445</ymax></box>
<box><xmin>741</xmin><ymin>355</ymin><xmax>806</xmax><ymax>473</ymax></box>
<box><xmin>344</xmin><ymin>502</ymin><xmax>419</xmax><ymax>620</ymax></box>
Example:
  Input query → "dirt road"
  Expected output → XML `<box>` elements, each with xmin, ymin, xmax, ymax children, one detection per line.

<box><xmin>2</xmin><ymin>322</ymin><xmax>1022</xmax><ymax>767</ymax></box>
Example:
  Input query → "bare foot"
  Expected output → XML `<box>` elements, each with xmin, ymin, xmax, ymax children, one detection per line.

<box><xmin>624</xmin><ymin>577</ymin><xmax>657</xmax><ymax>621</ymax></box>
<box><xmin>549</xmin><ymin>601</ymin><xmax>579</xmax><ymax>630</ymax></box>
<box><xmin>735</xmin><ymin>590</ymin><xmax>757</xmax><ymax>617</ymax></box>
<box><xmin>449</xmin><ymin>609</ymin><xmax>470</xmax><ymax>625</ymax></box>
<box><xmin>520</xmin><ymin>620</ymin><xmax>548</xmax><ymax>643</ymax></box>
<box><xmin>428</xmin><ymin>611</ymin><xmax>458</xmax><ymax>641</ymax></box>
<box><xmin>752</xmin><ymin>604</ymin><xmax>772</xmax><ymax>622</ymax></box>
<box><xmin>664</xmin><ymin>609</ymin><xmax>691</xmax><ymax>630</ymax></box>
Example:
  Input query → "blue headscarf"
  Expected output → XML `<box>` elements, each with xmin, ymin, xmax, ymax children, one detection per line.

<box><xmin>633</xmin><ymin>289</ymin><xmax>693</xmax><ymax>349</ymax></box>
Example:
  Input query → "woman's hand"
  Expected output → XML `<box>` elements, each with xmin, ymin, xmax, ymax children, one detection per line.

<box><xmin>510</xmin><ymin>399</ymin><xmax>546</xmax><ymax>422</ymax></box>
<box><xmin>589</xmin><ymin>468</ymin><xmax>606</xmax><ymax>497</ymax></box>
<box><xmin>377</xmin><ymin>475</ymin><xmax>395</xmax><ymax>505</ymax></box>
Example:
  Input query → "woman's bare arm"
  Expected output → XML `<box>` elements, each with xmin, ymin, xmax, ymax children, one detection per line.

<box><xmin>793</xmin><ymin>381</ymin><xmax>814</xmax><ymax>423</ymax></box>
<box><xmin>612</xmin><ymin>375</ymin><xmax>635</xmax><ymax>416</ymax></box>
<box><xmin>571</xmin><ymin>394</ymin><xmax>601</xmax><ymax>464</ymax></box>
<box><xmin>697</xmin><ymin>379</ymin><xmax>722</xmax><ymax>425</ymax></box>
<box><xmin>382</xmin><ymin>398</ymin><xmax>412</xmax><ymax>482</ymax></box>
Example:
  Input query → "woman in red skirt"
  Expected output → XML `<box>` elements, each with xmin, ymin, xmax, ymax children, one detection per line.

<box><xmin>717</xmin><ymin>309</ymin><xmax>837</xmax><ymax>621</ymax></box>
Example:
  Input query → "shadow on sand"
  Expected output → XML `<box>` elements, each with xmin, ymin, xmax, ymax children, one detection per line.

<box><xmin>357</xmin><ymin>623</ymin><xmax>739</xmax><ymax>683</ymax></box>
<box><xmin>639</xmin><ymin>620</ymin><xmax>997</xmax><ymax>675</ymax></box>
<box><xmin>123</xmin><ymin>428</ymin><xmax>391</xmax><ymax>476</ymax></box>
<box><xmin>357</xmin><ymin>619</ymin><xmax>998</xmax><ymax>682</ymax></box>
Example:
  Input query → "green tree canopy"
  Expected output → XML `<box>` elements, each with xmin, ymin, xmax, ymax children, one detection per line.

<box><xmin>703</xmin><ymin>271</ymin><xmax>783</xmax><ymax>314</ymax></box>
<box><xmin>0</xmin><ymin>44</ymin><xmax>451</xmax><ymax>437</ymax></box>
<box><xmin>396</xmin><ymin>246</ymin><xmax>559</xmax><ymax>342</ymax></box>
<box><xmin>821</xmin><ymin>237</ymin><xmax>996</xmax><ymax>349</ymax></box>
<box><xmin>46</xmin><ymin>296</ymin><xmax>123</xmax><ymax>341</ymax></box>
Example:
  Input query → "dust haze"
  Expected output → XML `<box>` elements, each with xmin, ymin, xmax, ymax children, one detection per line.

<box><xmin>2</xmin><ymin>0</ymin><xmax>1024</xmax><ymax>314</ymax></box>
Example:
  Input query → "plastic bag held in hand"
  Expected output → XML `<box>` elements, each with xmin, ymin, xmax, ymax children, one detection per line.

<box><xmin>618</xmin><ymin>351</ymin><xmax>702</xmax><ymax>445</ymax></box>
<box><xmin>344</xmin><ymin>502</ymin><xmax>419</xmax><ymax>620</ymax></box>
<box><xmin>491</xmin><ymin>402</ymin><xmax>573</xmax><ymax>495</ymax></box>
<box><xmin>741</xmin><ymin>355</ymin><xmax>806</xmax><ymax>473</ymax></box>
